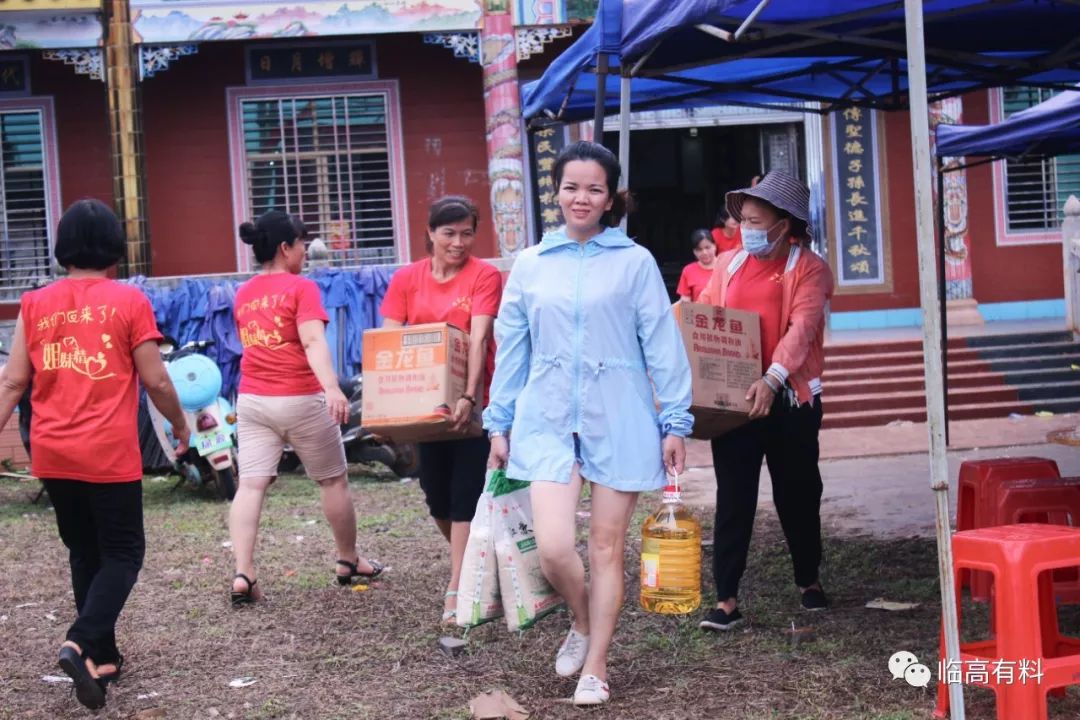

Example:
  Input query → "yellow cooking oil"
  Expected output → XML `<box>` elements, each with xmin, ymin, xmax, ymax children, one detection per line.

<box><xmin>639</xmin><ymin>480</ymin><xmax>701</xmax><ymax>614</ymax></box>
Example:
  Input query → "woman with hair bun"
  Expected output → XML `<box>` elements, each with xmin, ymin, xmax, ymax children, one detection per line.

<box><xmin>228</xmin><ymin>210</ymin><xmax>383</xmax><ymax>606</ymax></box>
<box><xmin>483</xmin><ymin>141</ymin><xmax>693</xmax><ymax>706</ymax></box>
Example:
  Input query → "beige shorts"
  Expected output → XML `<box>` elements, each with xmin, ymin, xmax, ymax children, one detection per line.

<box><xmin>237</xmin><ymin>393</ymin><xmax>347</xmax><ymax>482</ymax></box>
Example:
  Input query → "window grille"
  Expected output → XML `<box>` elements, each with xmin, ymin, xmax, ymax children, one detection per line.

<box><xmin>0</xmin><ymin>109</ymin><xmax>50</xmax><ymax>293</ymax></box>
<box><xmin>239</xmin><ymin>93</ymin><xmax>397</xmax><ymax>265</ymax></box>
<box><xmin>1002</xmin><ymin>87</ymin><xmax>1080</xmax><ymax>232</ymax></box>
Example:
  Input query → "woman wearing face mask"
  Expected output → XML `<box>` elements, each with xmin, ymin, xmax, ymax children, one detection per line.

<box><xmin>697</xmin><ymin>172</ymin><xmax>834</xmax><ymax>632</ymax></box>
<box><xmin>380</xmin><ymin>196</ymin><xmax>502</xmax><ymax>625</ymax></box>
<box><xmin>229</xmin><ymin>210</ymin><xmax>383</xmax><ymax>605</ymax></box>
<box><xmin>484</xmin><ymin>141</ymin><xmax>692</xmax><ymax>706</ymax></box>
<box><xmin>676</xmin><ymin>229</ymin><xmax>717</xmax><ymax>302</ymax></box>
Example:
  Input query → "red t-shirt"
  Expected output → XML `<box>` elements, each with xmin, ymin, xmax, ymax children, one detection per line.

<box><xmin>21</xmin><ymin>278</ymin><xmax>162</xmax><ymax>482</ymax></box>
<box><xmin>725</xmin><ymin>256</ymin><xmax>787</xmax><ymax>374</ymax></box>
<box><xmin>676</xmin><ymin>262</ymin><xmax>714</xmax><ymax>302</ymax></box>
<box><xmin>712</xmin><ymin>226</ymin><xmax>742</xmax><ymax>254</ymax></box>
<box><xmin>235</xmin><ymin>273</ymin><xmax>329</xmax><ymax>396</ymax></box>
<box><xmin>380</xmin><ymin>256</ymin><xmax>502</xmax><ymax>402</ymax></box>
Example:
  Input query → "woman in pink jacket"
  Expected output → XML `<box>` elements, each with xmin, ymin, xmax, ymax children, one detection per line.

<box><xmin>697</xmin><ymin>172</ymin><xmax>834</xmax><ymax>632</ymax></box>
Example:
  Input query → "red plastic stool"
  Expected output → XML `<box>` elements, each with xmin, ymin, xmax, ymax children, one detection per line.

<box><xmin>934</xmin><ymin>524</ymin><xmax>1080</xmax><ymax>720</ymax></box>
<box><xmin>957</xmin><ymin>458</ymin><xmax>1061</xmax><ymax>533</ymax></box>
<box><xmin>969</xmin><ymin>476</ymin><xmax>1080</xmax><ymax>603</ymax></box>
<box><xmin>956</xmin><ymin>458</ymin><xmax>1063</xmax><ymax>602</ymax></box>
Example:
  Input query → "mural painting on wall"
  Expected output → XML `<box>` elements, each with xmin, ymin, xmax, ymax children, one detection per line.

<box><xmin>830</xmin><ymin>107</ymin><xmax>888</xmax><ymax>290</ymax></box>
<box><xmin>130</xmin><ymin>0</ymin><xmax>482</xmax><ymax>43</ymax></box>
<box><xmin>0</xmin><ymin>14</ymin><xmax>100</xmax><ymax>48</ymax></box>
<box><xmin>482</xmin><ymin>10</ymin><xmax>526</xmax><ymax>257</ymax></box>
<box><xmin>512</xmin><ymin>0</ymin><xmax>596</xmax><ymax>25</ymax></box>
<box><xmin>929</xmin><ymin>97</ymin><xmax>973</xmax><ymax>301</ymax></box>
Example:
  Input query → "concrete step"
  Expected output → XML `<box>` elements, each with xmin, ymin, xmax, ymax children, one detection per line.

<box><xmin>825</xmin><ymin>367</ymin><xmax>1080</xmax><ymax>395</ymax></box>
<box><xmin>824</xmin><ymin>340</ymin><xmax>1080</xmax><ymax>372</ymax></box>
<box><xmin>825</xmin><ymin>381</ymin><xmax>1080</xmax><ymax>414</ymax></box>
<box><xmin>824</xmin><ymin>330</ymin><xmax>1075</xmax><ymax>358</ymax></box>
<box><xmin>822</xmin><ymin>352</ymin><xmax>1080</xmax><ymax>381</ymax></box>
<box><xmin>821</xmin><ymin>396</ymin><xmax>1080</xmax><ymax>429</ymax></box>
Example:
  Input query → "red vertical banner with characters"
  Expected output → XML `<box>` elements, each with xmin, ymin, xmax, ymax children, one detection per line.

<box><xmin>482</xmin><ymin>5</ymin><xmax>527</xmax><ymax>256</ymax></box>
<box><xmin>929</xmin><ymin>97</ymin><xmax>974</xmax><ymax>300</ymax></box>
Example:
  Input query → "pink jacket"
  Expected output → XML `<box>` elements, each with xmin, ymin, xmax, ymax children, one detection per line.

<box><xmin>699</xmin><ymin>245</ymin><xmax>834</xmax><ymax>405</ymax></box>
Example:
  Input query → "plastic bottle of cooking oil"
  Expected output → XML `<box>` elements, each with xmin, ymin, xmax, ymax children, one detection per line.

<box><xmin>640</xmin><ymin>476</ymin><xmax>701</xmax><ymax>614</ymax></box>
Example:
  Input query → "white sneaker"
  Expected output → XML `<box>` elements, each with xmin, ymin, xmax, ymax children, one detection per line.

<box><xmin>573</xmin><ymin>674</ymin><xmax>610</xmax><ymax>706</ymax></box>
<box><xmin>554</xmin><ymin>628</ymin><xmax>589</xmax><ymax>677</ymax></box>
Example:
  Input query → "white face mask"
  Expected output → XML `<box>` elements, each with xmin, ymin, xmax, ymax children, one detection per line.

<box><xmin>741</xmin><ymin>220</ymin><xmax>785</xmax><ymax>257</ymax></box>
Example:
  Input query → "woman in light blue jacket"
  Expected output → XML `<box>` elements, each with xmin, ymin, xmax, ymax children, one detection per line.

<box><xmin>484</xmin><ymin>141</ymin><xmax>693</xmax><ymax>707</ymax></box>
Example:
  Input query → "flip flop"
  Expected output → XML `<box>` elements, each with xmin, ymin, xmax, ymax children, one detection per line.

<box><xmin>58</xmin><ymin>644</ymin><xmax>106</xmax><ymax>710</ymax></box>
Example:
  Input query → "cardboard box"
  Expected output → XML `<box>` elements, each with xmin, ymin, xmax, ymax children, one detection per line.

<box><xmin>362</xmin><ymin>322</ymin><xmax>482</xmax><ymax>442</ymax></box>
<box><xmin>673</xmin><ymin>301</ymin><xmax>763</xmax><ymax>439</ymax></box>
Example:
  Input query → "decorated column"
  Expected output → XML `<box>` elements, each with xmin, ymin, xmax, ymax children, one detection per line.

<box><xmin>929</xmin><ymin>97</ymin><xmax>982</xmax><ymax>324</ymax></box>
<box><xmin>482</xmin><ymin>2</ymin><xmax>527</xmax><ymax>257</ymax></box>
<box><xmin>105</xmin><ymin>0</ymin><xmax>151</xmax><ymax>276</ymax></box>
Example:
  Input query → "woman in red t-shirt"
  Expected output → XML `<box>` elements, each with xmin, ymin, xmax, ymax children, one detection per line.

<box><xmin>380</xmin><ymin>196</ymin><xmax>502</xmax><ymax>624</ymax></box>
<box><xmin>676</xmin><ymin>229</ymin><xmax>717</xmax><ymax>302</ymax></box>
<box><xmin>710</xmin><ymin>207</ymin><xmax>743</xmax><ymax>254</ymax></box>
<box><xmin>0</xmin><ymin>200</ymin><xmax>190</xmax><ymax>711</ymax></box>
<box><xmin>228</xmin><ymin>211</ymin><xmax>383</xmax><ymax>606</ymax></box>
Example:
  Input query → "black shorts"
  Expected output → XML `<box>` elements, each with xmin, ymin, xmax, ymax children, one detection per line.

<box><xmin>417</xmin><ymin>435</ymin><xmax>490</xmax><ymax>522</ymax></box>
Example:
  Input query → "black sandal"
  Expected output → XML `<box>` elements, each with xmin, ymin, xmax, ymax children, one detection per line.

<box><xmin>97</xmin><ymin>654</ymin><xmax>124</xmax><ymax>686</ymax></box>
<box><xmin>58</xmin><ymin>644</ymin><xmax>106</xmax><ymax>710</ymax></box>
<box><xmin>231</xmin><ymin>573</ymin><xmax>258</xmax><ymax>607</ymax></box>
<box><xmin>335</xmin><ymin>558</ymin><xmax>384</xmax><ymax>586</ymax></box>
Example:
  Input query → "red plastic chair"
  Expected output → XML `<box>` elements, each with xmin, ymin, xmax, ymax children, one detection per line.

<box><xmin>955</xmin><ymin>458</ymin><xmax>1071</xmax><ymax>602</ymax></box>
<box><xmin>956</xmin><ymin>457</ymin><xmax>1061</xmax><ymax>534</ymax></box>
<box><xmin>935</xmin><ymin>524</ymin><xmax>1080</xmax><ymax>720</ymax></box>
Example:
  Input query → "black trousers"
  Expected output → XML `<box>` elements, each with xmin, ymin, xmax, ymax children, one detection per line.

<box><xmin>418</xmin><ymin>435</ymin><xmax>491</xmax><ymax>522</ymax></box>
<box><xmin>710</xmin><ymin>394</ymin><xmax>823</xmax><ymax>600</ymax></box>
<box><xmin>43</xmin><ymin>479</ymin><xmax>145</xmax><ymax>665</ymax></box>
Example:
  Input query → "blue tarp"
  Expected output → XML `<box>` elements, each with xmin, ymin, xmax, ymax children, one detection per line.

<box><xmin>936</xmin><ymin>89</ymin><xmax>1080</xmax><ymax>159</ymax></box>
<box><xmin>126</xmin><ymin>266</ymin><xmax>395</xmax><ymax>397</ymax></box>
<box><xmin>523</xmin><ymin>0</ymin><xmax>1080</xmax><ymax>121</ymax></box>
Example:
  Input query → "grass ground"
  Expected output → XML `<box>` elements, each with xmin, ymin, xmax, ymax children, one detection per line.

<box><xmin>1</xmin><ymin>470</ymin><xmax>1078</xmax><ymax>719</ymax></box>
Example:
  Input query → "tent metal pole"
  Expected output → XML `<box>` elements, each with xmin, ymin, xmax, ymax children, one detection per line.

<box><xmin>904</xmin><ymin>2</ymin><xmax>965</xmax><ymax>718</ymax></box>
<box><xmin>937</xmin><ymin>154</ymin><xmax>950</xmax><ymax>446</ymax></box>
<box><xmin>618</xmin><ymin>74</ymin><xmax>631</xmax><ymax>231</ymax></box>
<box><xmin>593</xmin><ymin>53</ymin><xmax>609</xmax><ymax>135</ymax></box>
<box><xmin>733</xmin><ymin>0</ymin><xmax>772</xmax><ymax>40</ymax></box>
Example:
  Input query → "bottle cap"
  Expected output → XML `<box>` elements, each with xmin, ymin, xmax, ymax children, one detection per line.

<box><xmin>662</xmin><ymin>485</ymin><xmax>681</xmax><ymax>503</ymax></box>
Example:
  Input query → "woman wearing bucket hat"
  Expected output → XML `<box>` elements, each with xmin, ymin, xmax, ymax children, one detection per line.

<box><xmin>697</xmin><ymin>171</ymin><xmax>835</xmax><ymax>632</ymax></box>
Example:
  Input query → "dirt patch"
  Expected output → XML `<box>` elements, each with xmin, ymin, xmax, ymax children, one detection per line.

<box><xmin>1</xmin><ymin>474</ymin><xmax>1078</xmax><ymax>719</ymax></box>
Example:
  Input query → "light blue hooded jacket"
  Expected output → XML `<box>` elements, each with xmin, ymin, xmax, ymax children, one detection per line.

<box><xmin>482</xmin><ymin>226</ymin><xmax>693</xmax><ymax>492</ymax></box>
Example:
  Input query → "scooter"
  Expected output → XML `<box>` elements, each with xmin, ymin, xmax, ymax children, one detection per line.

<box><xmin>278</xmin><ymin>373</ymin><xmax>419</xmax><ymax>479</ymax></box>
<box><xmin>146</xmin><ymin>339</ymin><xmax>238</xmax><ymax>500</ymax></box>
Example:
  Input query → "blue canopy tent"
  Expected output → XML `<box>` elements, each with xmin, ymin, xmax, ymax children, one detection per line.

<box><xmin>937</xmin><ymin>88</ymin><xmax>1080</xmax><ymax>159</ymax></box>
<box><xmin>525</xmin><ymin>1</ymin><xmax>1080</xmax><ymax>122</ymax></box>
<box><xmin>521</xmin><ymin>4</ymin><xmax>1080</xmax><ymax>718</ymax></box>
